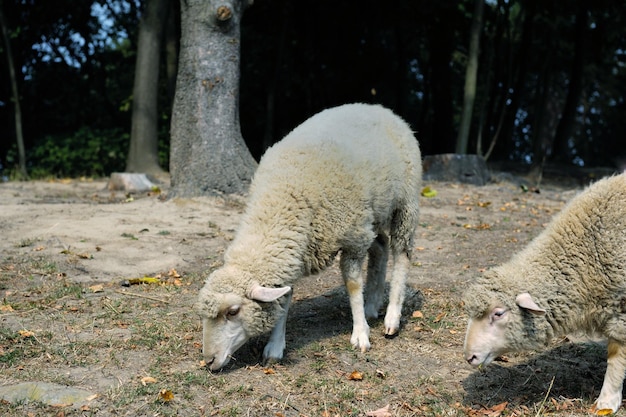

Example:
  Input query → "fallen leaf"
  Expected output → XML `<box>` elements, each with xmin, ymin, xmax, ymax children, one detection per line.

<box><xmin>366</xmin><ymin>404</ymin><xmax>391</xmax><ymax>417</ymax></box>
<box><xmin>89</xmin><ymin>284</ymin><xmax>104</xmax><ymax>293</ymax></box>
<box><xmin>421</xmin><ymin>186</ymin><xmax>438</xmax><ymax>198</ymax></box>
<box><xmin>595</xmin><ymin>409</ymin><xmax>613</xmax><ymax>416</ymax></box>
<box><xmin>263</xmin><ymin>368</ymin><xmax>276</xmax><ymax>375</ymax></box>
<box><xmin>126</xmin><ymin>277</ymin><xmax>161</xmax><ymax>285</ymax></box>
<box><xmin>159</xmin><ymin>389</ymin><xmax>174</xmax><ymax>402</ymax></box>
<box><xmin>433</xmin><ymin>312</ymin><xmax>446</xmax><ymax>323</ymax></box>
<box><xmin>411</xmin><ymin>310</ymin><xmax>424</xmax><ymax>318</ymax></box>
<box><xmin>0</xmin><ymin>305</ymin><xmax>14</xmax><ymax>312</ymax></box>
<box><xmin>477</xmin><ymin>201</ymin><xmax>491</xmax><ymax>208</ymax></box>
<box><xmin>168</xmin><ymin>268</ymin><xmax>180</xmax><ymax>278</ymax></box>
<box><xmin>375</xmin><ymin>369</ymin><xmax>386</xmax><ymax>379</ymax></box>
<box><xmin>18</xmin><ymin>329</ymin><xmax>35</xmax><ymax>338</ymax></box>
<box><xmin>141</xmin><ymin>376</ymin><xmax>157</xmax><ymax>385</ymax></box>
<box><xmin>348</xmin><ymin>370</ymin><xmax>363</xmax><ymax>381</ymax></box>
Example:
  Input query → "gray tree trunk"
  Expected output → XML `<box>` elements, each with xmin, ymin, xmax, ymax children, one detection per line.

<box><xmin>126</xmin><ymin>0</ymin><xmax>170</xmax><ymax>174</ymax></box>
<box><xmin>456</xmin><ymin>0</ymin><xmax>484</xmax><ymax>154</ymax></box>
<box><xmin>169</xmin><ymin>0</ymin><xmax>256</xmax><ymax>197</ymax></box>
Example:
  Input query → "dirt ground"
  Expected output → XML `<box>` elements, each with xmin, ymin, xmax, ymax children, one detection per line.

<box><xmin>0</xmin><ymin>172</ymin><xmax>620</xmax><ymax>416</ymax></box>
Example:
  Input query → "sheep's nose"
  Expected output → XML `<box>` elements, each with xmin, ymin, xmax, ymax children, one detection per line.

<box><xmin>204</xmin><ymin>357</ymin><xmax>215</xmax><ymax>368</ymax></box>
<box><xmin>466</xmin><ymin>354</ymin><xmax>478</xmax><ymax>365</ymax></box>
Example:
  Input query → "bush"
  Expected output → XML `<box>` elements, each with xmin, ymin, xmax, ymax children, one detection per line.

<box><xmin>27</xmin><ymin>128</ymin><xmax>129</xmax><ymax>178</ymax></box>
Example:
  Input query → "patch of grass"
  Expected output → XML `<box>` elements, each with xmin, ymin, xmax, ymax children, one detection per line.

<box><xmin>17</xmin><ymin>238</ymin><xmax>37</xmax><ymax>248</ymax></box>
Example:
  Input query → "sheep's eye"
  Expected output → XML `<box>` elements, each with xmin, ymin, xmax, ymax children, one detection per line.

<box><xmin>491</xmin><ymin>308</ymin><xmax>507</xmax><ymax>322</ymax></box>
<box><xmin>226</xmin><ymin>306</ymin><xmax>240</xmax><ymax>318</ymax></box>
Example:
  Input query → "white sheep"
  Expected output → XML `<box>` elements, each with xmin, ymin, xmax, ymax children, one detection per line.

<box><xmin>196</xmin><ymin>103</ymin><xmax>422</xmax><ymax>370</ymax></box>
<box><xmin>463</xmin><ymin>174</ymin><xmax>626</xmax><ymax>413</ymax></box>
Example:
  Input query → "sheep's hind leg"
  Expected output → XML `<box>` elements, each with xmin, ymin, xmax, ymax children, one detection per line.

<box><xmin>383</xmin><ymin>250</ymin><xmax>409</xmax><ymax>337</ymax></box>
<box><xmin>341</xmin><ymin>254</ymin><xmax>370</xmax><ymax>352</ymax></box>
<box><xmin>263</xmin><ymin>289</ymin><xmax>293</xmax><ymax>363</ymax></box>
<box><xmin>594</xmin><ymin>338</ymin><xmax>626</xmax><ymax>413</ymax></box>
<box><xmin>384</xmin><ymin>205</ymin><xmax>417</xmax><ymax>337</ymax></box>
<box><xmin>364</xmin><ymin>234</ymin><xmax>388</xmax><ymax>320</ymax></box>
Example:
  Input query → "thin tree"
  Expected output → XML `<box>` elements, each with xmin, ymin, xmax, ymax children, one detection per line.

<box><xmin>126</xmin><ymin>0</ymin><xmax>170</xmax><ymax>174</ymax></box>
<box><xmin>551</xmin><ymin>0</ymin><xmax>589</xmax><ymax>162</ymax></box>
<box><xmin>169</xmin><ymin>0</ymin><xmax>256</xmax><ymax>197</ymax></box>
<box><xmin>0</xmin><ymin>2</ymin><xmax>27</xmax><ymax>179</ymax></box>
<box><xmin>456</xmin><ymin>0</ymin><xmax>484</xmax><ymax>155</ymax></box>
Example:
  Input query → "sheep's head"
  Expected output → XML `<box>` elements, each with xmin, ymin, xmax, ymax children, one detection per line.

<box><xmin>195</xmin><ymin>267</ymin><xmax>291</xmax><ymax>371</ymax></box>
<box><xmin>462</xmin><ymin>272</ymin><xmax>552</xmax><ymax>367</ymax></box>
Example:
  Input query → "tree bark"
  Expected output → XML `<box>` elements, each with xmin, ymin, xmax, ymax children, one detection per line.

<box><xmin>169</xmin><ymin>0</ymin><xmax>256</xmax><ymax>197</ymax></box>
<box><xmin>126</xmin><ymin>0</ymin><xmax>170</xmax><ymax>174</ymax></box>
<box><xmin>456</xmin><ymin>0</ymin><xmax>484</xmax><ymax>155</ymax></box>
<box><xmin>0</xmin><ymin>4</ymin><xmax>27</xmax><ymax>179</ymax></box>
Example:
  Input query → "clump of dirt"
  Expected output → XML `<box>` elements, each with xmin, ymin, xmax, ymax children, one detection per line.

<box><xmin>0</xmin><ymin>173</ymin><xmax>614</xmax><ymax>416</ymax></box>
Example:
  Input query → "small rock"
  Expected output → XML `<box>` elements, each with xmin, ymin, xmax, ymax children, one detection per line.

<box><xmin>0</xmin><ymin>381</ymin><xmax>96</xmax><ymax>408</ymax></box>
<box><xmin>107</xmin><ymin>172</ymin><xmax>157</xmax><ymax>193</ymax></box>
<box><xmin>423</xmin><ymin>154</ymin><xmax>491</xmax><ymax>185</ymax></box>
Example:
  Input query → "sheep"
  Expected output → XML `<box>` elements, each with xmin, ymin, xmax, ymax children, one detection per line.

<box><xmin>195</xmin><ymin>103</ymin><xmax>422</xmax><ymax>371</ymax></box>
<box><xmin>463</xmin><ymin>173</ymin><xmax>626</xmax><ymax>413</ymax></box>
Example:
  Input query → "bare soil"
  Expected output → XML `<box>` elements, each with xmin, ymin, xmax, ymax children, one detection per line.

<box><xmin>0</xmin><ymin>173</ymin><xmax>617</xmax><ymax>416</ymax></box>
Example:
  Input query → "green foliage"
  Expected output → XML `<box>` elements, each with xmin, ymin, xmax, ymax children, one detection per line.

<box><xmin>28</xmin><ymin>127</ymin><xmax>129</xmax><ymax>178</ymax></box>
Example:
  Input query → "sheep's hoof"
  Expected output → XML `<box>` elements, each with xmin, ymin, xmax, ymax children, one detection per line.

<box><xmin>384</xmin><ymin>327</ymin><xmax>399</xmax><ymax>339</ymax></box>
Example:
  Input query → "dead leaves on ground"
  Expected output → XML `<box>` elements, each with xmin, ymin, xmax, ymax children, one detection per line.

<box><xmin>120</xmin><ymin>268</ymin><xmax>185</xmax><ymax>287</ymax></box>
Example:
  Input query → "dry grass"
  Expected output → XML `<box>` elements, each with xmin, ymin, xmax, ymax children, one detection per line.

<box><xmin>0</xmin><ymin>176</ymin><xmax>616</xmax><ymax>416</ymax></box>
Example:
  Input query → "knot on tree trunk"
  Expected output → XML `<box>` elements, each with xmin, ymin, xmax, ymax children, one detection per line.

<box><xmin>216</xmin><ymin>6</ymin><xmax>233</xmax><ymax>22</ymax></box>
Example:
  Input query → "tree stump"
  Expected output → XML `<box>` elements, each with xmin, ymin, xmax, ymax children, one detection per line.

<box><xmin>423</xmin><ymin>154</ymin><xmax>490</xmax><ymax>185</ymax></box>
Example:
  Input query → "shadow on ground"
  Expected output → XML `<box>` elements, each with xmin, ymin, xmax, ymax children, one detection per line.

<box><xmin>462</xmin><ymin>341</ymin><xmax>609</xmax><ymax>409</ymax></box>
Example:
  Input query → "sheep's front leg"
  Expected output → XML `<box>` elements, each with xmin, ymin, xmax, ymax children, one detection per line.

<box><xmin>340</xmin><ymin>254</ymin><xmax>370</xmax><ymax>352</ymax></box>
<box><xmin>262</xmin><ymin>289</ymin><xmax>293</xmax><ymax>363</ymax></box>
<box><xmin>594</xmin><ymin>338</ymin><xmax>626</xmax><ymax>413</ymax></box>
<box><xmin>383</xmin><ymin>250</ymin><xmax>410</xmax><ymax>336</ymax></box>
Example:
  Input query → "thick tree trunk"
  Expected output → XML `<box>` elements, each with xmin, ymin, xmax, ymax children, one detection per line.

<box><xmin>126</xmin><ymin>0</ymin><xmax>170</xmax><ymax>174</ymax></box>
<box><xmin>169</xmin><ymin>0</ymin><xmax>256</xmax><ymax>197</ymax></box>
<box><xmin>456</xmin><ymin>0</ymin><xmax>484</xmax><ymax>154</ymax></box>
<box><xmin>0</xmin><ymin>5</ymin><xmax>27</xmax><ymax>179</ymax></box>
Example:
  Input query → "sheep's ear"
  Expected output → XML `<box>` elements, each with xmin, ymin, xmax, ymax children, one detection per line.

<box><xmin>248</xmin><ymin>284</ymin><xmax>292</xmax><ymax>302</ymax></box>
<box><xmin>515</xmin><ymin>292</ymin><xmax>546</xmax><ymax>315</ymax></box>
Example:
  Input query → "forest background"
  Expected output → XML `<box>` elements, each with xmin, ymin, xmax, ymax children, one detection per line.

<box><xmin>0</xmin><ymin>0</ymin><xmax>625</xmax><ymax>182</ymax></box>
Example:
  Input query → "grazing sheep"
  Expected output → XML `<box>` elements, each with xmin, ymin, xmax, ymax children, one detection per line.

<box><xmin>463</xmin><ymin>174</ymin><xmax>626</xmax><ymax>413</ymax></box>
<box><xmin>196</xmin><ymin>103</ymin><xmax>422</xmax><ymax>371</ymax></box>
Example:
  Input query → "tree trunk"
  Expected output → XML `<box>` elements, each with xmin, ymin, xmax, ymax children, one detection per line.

<box><xmin>551</xmin><ymin>0</ymin><xmax>589</xmax><ymax>162</ymax></box>
<box><xmin>126</xmin><ymin>0</ymin><xmax>170</xmax><ymax>174</ymax></box>
<box><xmin>456</xmin><ymin>0</ymin><xmax>484</xmax><ymax>155</ymax></box>
<box><xmin>169</xmin><ymin>0</ymin><xmax>256</xmax><ymax>197</ymax></box>
<box><xmin>0</xmin><ymin>4</ymin><xmax>27</xmax><ymax>179</ymax></box>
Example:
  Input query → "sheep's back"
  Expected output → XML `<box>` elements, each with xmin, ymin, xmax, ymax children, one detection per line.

<box><xmin>231</xmin><ymin>103</ymin><xmax>421</xmax><ymax>281</ymax></box>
